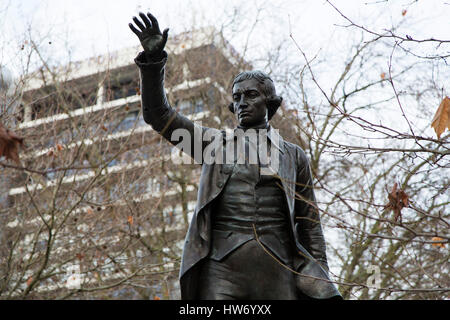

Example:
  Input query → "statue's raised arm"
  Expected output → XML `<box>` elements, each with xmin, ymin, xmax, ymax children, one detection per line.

<box><xmin>129</xmin><ymin>12</ymin><xmax>210</xmax><ymax>162</ymax></box>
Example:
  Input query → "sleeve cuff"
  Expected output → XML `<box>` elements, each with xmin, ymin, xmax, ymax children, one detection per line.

<box><xmin>134</xmin><ymin>50</ymin><xmax>168</xmax><ymax>71</ymax></box>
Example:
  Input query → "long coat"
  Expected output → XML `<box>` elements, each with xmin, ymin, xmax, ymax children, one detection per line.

<box><xmin>135</xmin><ymin>51</ymin><xmax>342</xmax><ymax>300</ymax></box>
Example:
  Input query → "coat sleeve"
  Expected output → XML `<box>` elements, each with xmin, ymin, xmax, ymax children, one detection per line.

<box><xmin>294</xmin><ymin>147</ymin><xmax>330</xmax><ymax>273</ymax></box>
<box><xmin>134</xmin><ymin>51</ymin><xmax>210</xmax><ymax>161</ymax></box>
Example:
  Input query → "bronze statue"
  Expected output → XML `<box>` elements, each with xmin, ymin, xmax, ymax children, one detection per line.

<box><xmin>129</xmin><ymin>12</ymin><xmax>342</xmax><ymax>300</ymax></box>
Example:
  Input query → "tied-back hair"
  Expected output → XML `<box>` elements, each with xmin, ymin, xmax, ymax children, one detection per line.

<box><xmin>228</xmin><ymin>70</ymin><xmax>283</xmax><ymax>120</ymax></box>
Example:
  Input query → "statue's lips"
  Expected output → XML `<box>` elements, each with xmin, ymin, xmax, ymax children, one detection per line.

<box><xmin>238</xmin><ymin>112</ymin><xmax>251</xmax><ymax>118</ymax></box>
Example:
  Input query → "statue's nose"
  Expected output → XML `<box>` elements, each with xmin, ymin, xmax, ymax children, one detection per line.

<box><xmin>238</xmin><ymin>96</ymin><xmax>248</xmax><ymax>109</ymax></box>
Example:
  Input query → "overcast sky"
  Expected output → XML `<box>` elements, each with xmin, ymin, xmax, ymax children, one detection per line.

<box><xmin>1</xmin><ymin>0</ymin><xmax>449</xmax><ymax>77</ymax></box>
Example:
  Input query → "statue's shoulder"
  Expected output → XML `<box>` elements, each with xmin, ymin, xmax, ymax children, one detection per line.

<box><xmin>281</xmin><ymin>140</ymin><xmax>309</xmax><ymax>165</ymax></box>
<box><xmin>282</xmin><ymin>139</ymin><xmax>305</xmax><ymax>154</ymax></box>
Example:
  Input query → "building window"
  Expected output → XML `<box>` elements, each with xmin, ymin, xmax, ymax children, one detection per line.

<box><xmin>176</xmin><ymin>99</ymin><xmax>204</xmax><ymax>114</ymax></box>
<box><xmin>105</xmin><ymin>77</ymin><xmax>139</xmax><ymax>102</ymax></box>
<box><xmin>114</xmin><ymin>111</ymin><xmax>139</xmax><ymax>132</ymax></box>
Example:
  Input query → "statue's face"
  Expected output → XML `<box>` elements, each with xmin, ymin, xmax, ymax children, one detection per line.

<box><xmin>232</xmin><ymin>78</ymin><xmax>268</xmax><ymax>128</ymax></box>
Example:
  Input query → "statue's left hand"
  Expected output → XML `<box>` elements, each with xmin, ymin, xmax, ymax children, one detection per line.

<box><xmin>129</xmin><ymin>12</ymin><xmax>169</xmax><ymax>58</ymax></box>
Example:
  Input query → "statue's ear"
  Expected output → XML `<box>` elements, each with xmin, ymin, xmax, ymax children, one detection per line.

<box><xmin>267</xmin><ymin>95</ymin><xmax>283</xmax><ymax>120</ymax></box>
<box><xmin>267</xmin><ymin>95</ymin><xmax>283</xmax><ymax>108</ymax></box>
<box><xmin>228</xmin><ymin>102</ymin><xmax>235</xmax><ymax>114</ymax></box>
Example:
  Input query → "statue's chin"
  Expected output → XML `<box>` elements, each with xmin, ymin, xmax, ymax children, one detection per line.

<box><xmin>238</xmin><ymin>120</ymin><xmax>252</xmax><ymax>128</ymax></box>
<box><xmin>238</xmin><ymin>121</ymin><xmax>268</xmax><ymax>130</ymax></box>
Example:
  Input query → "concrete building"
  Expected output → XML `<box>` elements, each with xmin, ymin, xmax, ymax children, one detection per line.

<box><xmin>1</xmin><ymin>28</ymin><xmax>244</xmax><ymax>299</ymax></box>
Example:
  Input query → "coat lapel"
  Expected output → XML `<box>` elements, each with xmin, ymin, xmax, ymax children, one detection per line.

<box><xmin>268</xmin><ymin>128</ymin><xmax>295</xmax><ymax>215</ymax></box>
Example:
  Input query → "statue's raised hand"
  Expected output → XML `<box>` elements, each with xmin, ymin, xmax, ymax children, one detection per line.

<box><xmin>129</xmin><ymin>12</ymin><xmax>169</xmax><ymax>57</ymax></box>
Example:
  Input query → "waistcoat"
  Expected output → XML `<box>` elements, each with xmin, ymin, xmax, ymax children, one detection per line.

<box><xmin>209</xmin><ymin>134</ymin><xmax>294</xmax><ymax>265</ymax></box>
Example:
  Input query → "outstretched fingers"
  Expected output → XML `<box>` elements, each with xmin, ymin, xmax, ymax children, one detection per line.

<box><xmin>147</xmin><ymin>12</ymin><xmax>160</xmax><ymax>32</ymax></box>
<box><xmin>139</xmin><ymin>12</ymin><xmax>152</xmax><ymax>28</ymax></box>
<box><xmin>129</xmin><ymin>12</ymin><xmax>167</xmax><ymax>46</ymax></box>
<box><xmin>129</xmin><ymin>23</ymin><xmax>141</xmax><ymax>37</ymax></box>
<box><xmin>132</xmin><ymin>16</ymin><xmax>146</xmax><ymax>32</ymax></box>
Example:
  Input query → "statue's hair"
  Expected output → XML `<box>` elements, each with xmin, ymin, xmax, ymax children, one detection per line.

<box><xmin>228</xmin><ymin>70</ymin><xmax>283</xmax><ymax>121</ymax></box>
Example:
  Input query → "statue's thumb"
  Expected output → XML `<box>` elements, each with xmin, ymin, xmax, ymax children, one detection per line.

<box><xmin>162</xmin><ymin>28</ymin><xmax>169</xmax><ymax>47</ymax></box>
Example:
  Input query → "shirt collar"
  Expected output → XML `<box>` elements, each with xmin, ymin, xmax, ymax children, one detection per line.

<box><xmin>225</xmin><ymin>125</ymin><xmax>284</xmax><ymax>154</ymax></box>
